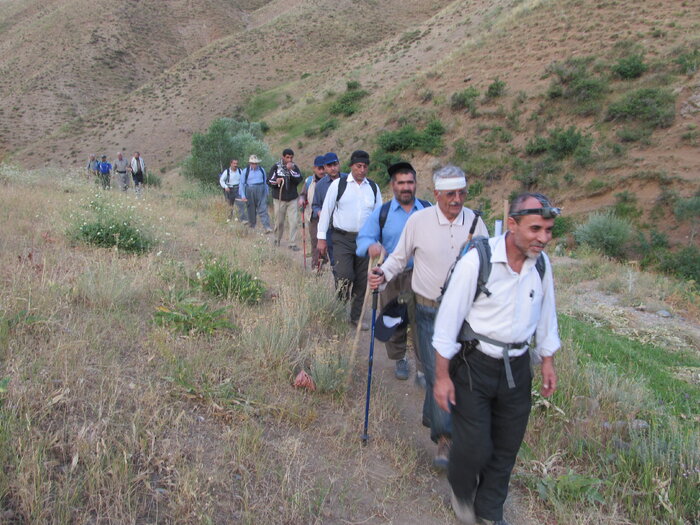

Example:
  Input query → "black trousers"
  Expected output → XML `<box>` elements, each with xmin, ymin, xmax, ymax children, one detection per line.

<box><xmin>330</xmin><ymin>229</ymin><xmax>368</xmax><ymax>323</ymax></box>
<box><xmin>448</xmin><ymin>349</ymin><xmax>532</xmax><ymax>522</ymax></box>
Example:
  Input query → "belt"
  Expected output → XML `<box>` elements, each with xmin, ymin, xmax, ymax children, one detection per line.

<box><xmin>331</xmin><ymin>227</ymin><xmax>358</xmax><ymax>237</ymax></box>
<box><xmin>414</xmin><ymin>294</ymin><xmax>439</xmax><ymax>308</ymax></box>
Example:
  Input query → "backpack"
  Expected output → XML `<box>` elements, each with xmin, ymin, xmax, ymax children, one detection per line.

<box><xmin>440</xmin><ymin>235</ymin><xmax>546</xmax><ymax>303</ymax></box>
<box><xmin>377</xmin><ymin>198</ymin><xmax>431</xmax><ymax>245</ymax></box>
<box><xmin>243</xmin><ymin>165</ymin><xmax>266</xmax><ymax>185</ymax></box>
<box><xmin>225</xmin><ymin>167</ymin><xmax>241</xmax><ymax>185</ymax></box>
<box><xmin>335</xmin><ymin>174</ymin><xmax>378</xmax><ymax>204</ymax></box>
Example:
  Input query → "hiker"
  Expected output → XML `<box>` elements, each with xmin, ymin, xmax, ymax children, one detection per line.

<box><xmin>240</xmin><ymin>154</ymin><xmax>272</xmax><ymax>233</ymax></box>
<box><xmin>96</xmin><ymin>155</ymin><xmax>112</xmax><ymax>189</ymax></box>
<box><xmin>318</xmin><ymin>150</ymin><xmax>382</xmax><ymax>329</ymax></box>
<box><xmin>219</xmin><ymin>158</ymin><xmax>247</xmax><ymax>223</ymax></box>
<box><xmin>113</xmin><ymin>152</ymin><xmax>130</xmax><ymax>192</ymax></box>
<box><xmin>298</xmin><ymin>155</ymin><xmax>327</xmax><ymax>269</ymax></box>
<box><xmin>268</xmin><ymin>148</ymin><xmax>303</xmax><ymax>250</ymax></box>
<box><xmin>86</xmin><ymin>154</ymin><xmax>99</xmax><ymax>181</ymax></box>
<box><xmin>368</xmin><ymin>165</ymin><xmax>488</xmax><ymax>468</ymax></box>
<box><xmin>356</xmin><ymin>161</ymin><xmax>431</xmax><ymax>381</ymax></box>
<box><xmin>312</xmin><ymin>152</ymin><xmax>343</xmax><ymax>267</ymax></box>
<box><xmin>432</xmin><ymin>192</ymin><xmax>560</xmax><ymax>525</ymax></box>
<box><xmin>130</xmin><ymin>151</ymin><xmax>146</xmax><ymax>197</ymax></box>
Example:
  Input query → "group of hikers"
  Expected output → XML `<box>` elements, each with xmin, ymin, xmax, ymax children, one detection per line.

<box><xmin>86</xmin><ymin>151</ymin><xmax>147</xmax><ymax>195</ymax></box>
<box><xmin>222</xmin><ymin>148</ymin><xmax>562</xmax><ymax>525</ymax></box>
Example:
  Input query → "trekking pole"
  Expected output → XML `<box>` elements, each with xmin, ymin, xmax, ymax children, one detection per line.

<box><xmin>300</xmin><ymin>203</ymin><xmax>307</xmax><ymax>270</ymax></box>
<box><xmin>361</xmin><ymin>287</ymin><xmax>379</xmax><ymax>445</ymax></box>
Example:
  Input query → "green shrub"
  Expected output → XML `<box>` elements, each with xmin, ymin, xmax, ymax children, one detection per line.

<box><xmin>552</xmin><ymin>215</ymin><xmax>575</xmax><ymax>238</ymax></box>
<box><xmin>613</xmin><ymin>190</ymin><xmax>642</xmax><ymax>220</ymax></box>
<box><xmin>67</xmin><ymin>194</ymin><xmax>155</xmax><ymax>254</ymax></box>
<box><xmin>525</xmin><ymin>137</ymin><xmax>549</xmax><ymax>156</ymax></box>
<box><xmin>376</xmin><ymin>119</ymin><xmax>445</xmax><ymax>154</ymax></box>
<box><xmin>657</xmin><ymin>245</ymin><xmax>700</xmax><ymax>283</ymax></box>
<box><xmin>194</xmin><ymin>258</ymin><xmax>266</xmax><ymax>305</ymax></box>
<box><xmin>574</xmin><ymin>212</ymin><xmax>633</xmax><ymax>259</ymax></box>
<box><xmin>606</xmin><ymin>88</ymin><xmax>676</xmax><ymax>128</ymax></box>
<box><xmin>485</xmin><ymin>77</ymin><xmax>506</xmax><ymax>99</ymax></box>
<box><xmin>346</xmin><ymin>80</ymin><xmax>361</xmax><ymax>91</ymax></box>
<box><xmin>546</xmin><ymin>57</ymin><xmax>608</xmax><ymax>115</ymax></box>
<box><xmin>674</xmin><ymin>47</ymin><xmax>700</xmax><ymax>76</ymax></box>
<box><xmin>525</xmin><ymin>126</ymin><xmax>592</xmax><ymax>161</ymax></box>
<box><xmin>153</xmin><ymin>297</ymin><xmax>234</xmax><ymax>335</ymax></box>
<box><xmin>319</xmin><ymin>118</ymin><xmax>339</xmax><ymax>133</ymax></box>
<box><xmin>368</xmin><ymin>150</ymin><xmax>403</xmax><ymax>186</ymax></box>
<box><xmin>143</xmin><ymin>173</ymin><xmax>161</xmax><ymax>187</ymax></box>
<box><xmin>450</xmin><ymin>87</ymin><xmax>480</xmax><ymax>112</ymax></box>
<box><xmin>612</xmin><ymin>54</ymin><xmax>648</xmax><ymax>79</ymax></box>
<box><xmin>616</xmin><ymin>126</ymin><xmax>651</xmax><ymax>143</ymax></box>
<box><xmin>329</xmin><ymin>89</ymin><xmax>369</xmax><ymax>117</ymax></box>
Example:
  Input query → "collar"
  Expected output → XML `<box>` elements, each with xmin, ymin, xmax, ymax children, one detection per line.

<box><xmin>347</xmin><ymin>173</ymin><xmax>369</xmax><ymax>185</ymax></box>
<box><xmin>390</xmin><ymin>197</ymin><xmax>422</xmax><ymax>212</ymax></box>
<box><xmin>435</xmin><ymin>205</ymin><xmax>465</xmax><ymax>226</ymax></box>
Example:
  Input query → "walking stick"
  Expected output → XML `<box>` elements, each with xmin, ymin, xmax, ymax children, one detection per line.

<box><xmin>300</xmin><ymin>203</ymin><xmax>307</xmax><ymax>270</ymax></box>
<box><xmin>361</xmin><ymin>287</ymin><xmax>379</xmax><ymax>445</ymax></box>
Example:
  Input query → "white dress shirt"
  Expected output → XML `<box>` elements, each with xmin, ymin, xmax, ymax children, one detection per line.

<box><xmin>219</xmin><ymin>167</ymin><xmax>242</xmax><ymax>188</ymax></box>
<box><xmin>432</xmin><ymin>233</ymin><xmax>560</xmax><ymax>361</ymax></box>
<box><xmin>380</xmin><ymin>205</ymin><xmax>489</xmax><ymax>300</ymax></box>
<box><xmin>317</xmin><ymin>174</ymin><xmax>382</xmax><ymax>240</ymax></box>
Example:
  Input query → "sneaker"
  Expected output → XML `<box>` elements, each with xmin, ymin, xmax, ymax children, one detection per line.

<box><xmin>394</xmin><ymin>358</ymin><xmax>409</xmax><ymax>380</ymax></box>
<box><xmin>433</xmin><ymin>436</ymin><xmax>450</xmax><ymax>470</ymax></box>
<box><xmin>450</xmin><ymin>488</ymin><xmax>476</xmax><ymax>525</ymax></box>
<box><xmin>415</xmin><ymin>370</ymin><xmax>427</xmax><ymax>389</ymax></box>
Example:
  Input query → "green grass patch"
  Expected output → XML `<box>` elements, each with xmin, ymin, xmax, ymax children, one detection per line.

<box><xmin>559</xmin><ymin>314</ymin><xmax>700</xmax><ymax>417</ymax></box>
<box><xmin>450</xmin><ymin>86</ymin><xmax>480</xmax><ymax>114</ymax></box>
<box><xmin>376</xmin><ymin>119</ymin><xmax>445</xmax><ymax>155</ymax></box>
<box><xmin>154</xmin><ymin>295</ymin><xmax>234</xmax><ymax>336</ymax></box>
<box><xmin>245</xmin><ymin>90</ymin><xmax>281</xmax><ymax>121</ymax></box>
<box><xmin>67</xmin><ymin>194</ymin><xmax>155</xmax><ymax>254</ymax></box>
<box><xmin>193</xmin><ymin>257</ymin><xmax>266</xmax><ymax>305</ymax></box>
<box><xmin>606</xmin><ymin>88</ymin><xmax>676</xmax><ymax>128</ymax></box>
<box><xmin>329</xmin><ymin>84</ymin><xmax>369</xmax><ymax>117</ymax></box>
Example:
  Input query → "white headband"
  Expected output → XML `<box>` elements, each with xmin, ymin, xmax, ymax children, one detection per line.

<box><xmin>434</xmin><ymin>177</ymin><xmax>467</xmax><ymax>191</ymax></box>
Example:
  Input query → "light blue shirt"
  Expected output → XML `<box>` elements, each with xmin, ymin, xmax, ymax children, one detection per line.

<box><xmin>240</xmin><ymin>165</ymin><xmax>266</xmax><ymax>199</ymax></box>
<box><xmin>355</xmin><ymin>197</ymin><xmax>430</xmax><ymax>268</ymax></box>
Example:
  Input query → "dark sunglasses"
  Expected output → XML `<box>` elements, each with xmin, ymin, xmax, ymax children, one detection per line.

<box><xmin>510</xmin><ymin>207</ymin><xmax>562</xmax><ymax>219</ymax></box>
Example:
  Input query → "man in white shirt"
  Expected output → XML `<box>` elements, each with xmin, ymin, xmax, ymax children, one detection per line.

<box><xmin>368</xmin><ymin>165</ymin><xmax>488</xmax><ymax>468</ymax></box>
<box><xmin>219</xmin><ymin>158</ymin><xmax>247</xmax><ymax>222</ymax></box>
<box><xmin>432</xmin><ymin>192</ymin><xmax>561</xmax><ymax>525</ymax></box>
<box><xmin>113</xmin><ymin>152</ymin><xmax>130</xmax><ymax>192</ymax></box>
<box><xmin>130</xmin><ymin>152</ymin><xmax>146</xmax><ymax>198</ymax></box>
<box><xmin>318</xmin><ymin>150</ymin><xmax>382</xmax><ymax>327</ymax></box>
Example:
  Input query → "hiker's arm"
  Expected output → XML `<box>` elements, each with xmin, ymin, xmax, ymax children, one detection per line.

<box><xmin>355</xmin><ymin>207</ymin><xmax>381</xmax><ymax>257</ymax></box>
<box><xmin>540</xmin><ymin>356</ymin><xmax>557</xmax><ymax>398</ymax></box>
<box><xmin>433</xmin><ymin>353</ymin><xmax>455</xmax><ymax>412</ymax></box>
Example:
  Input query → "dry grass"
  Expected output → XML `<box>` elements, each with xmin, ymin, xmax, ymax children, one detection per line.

<box><xmin>0</xmin><ymin>166</ymin><xmax>449</xmax><ymax>523</ymax></box>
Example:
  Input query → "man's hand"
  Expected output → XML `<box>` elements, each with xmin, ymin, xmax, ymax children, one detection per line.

<box><xmin>540</xmin><ymin>356</ymin><xmax>557</xmax><ymax>398</ymax></box>
<box><xmin>433</xmin><ymin>354</ymin><xmax>455</xmax><ymax>412</ymax></box>
<box><xmin>367</xmin><ymin>243</ymin><xmax>385</xmax><ymax>259</ymax></box>
<box><xmin>367</xmin><ymin>266</ymin><xmax>385</xmax><ymax>290</ymax></box>
<box><xmin>224</xmin><ymin>187</ymin><xmax>230</xmax><ymax>192</ymax></box>
<box><xmin>276</xmin><ymin>177</ymin><xmax>284</xmax><ymax>186</ymax></box>
<box><xmin>318</xmin><ymin>239</ymin><xmax>327</xmax><ymax>257</ymax></box>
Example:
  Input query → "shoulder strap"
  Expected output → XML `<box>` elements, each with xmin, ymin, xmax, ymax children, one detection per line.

<box><xmin>378</xmin><ymin>201</ymin><xmax>391</xmax><ymax>245</ymax></box>
<box><xmin>535</xmin><ymin>254</ymin><xmax>546</xmax><ymax>280</ymax></box>
<box><xmin>243</xmin><ymin>166</ymin><xmax>250</xmax><ymax>185</ymax></box>
<box><xmin>418</xmin><ymin>198</ymin><xmax>431</xmax><ymax>207</ymax></box>
<box><xmin>367</xmin><ymin>178</ymin><xmax>378</xmax><ymax>199</ymax></box>
<box><xmin>225</xmin><ymin>167</ymin><xmax>230</xmax><ymax>184</ymax></box>
<box><xmin>473</xmin><ymin>237</ymin><xmax>493</xmax><ymax>301</ymax></box>
<box><xmin>335</xmin><ymin>175</ymin><xmax>348</xmax><ymax>204</ymax></box>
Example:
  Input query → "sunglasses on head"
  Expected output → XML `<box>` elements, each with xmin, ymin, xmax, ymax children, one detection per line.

<box><xmin>510</xmin><ymin>207</ymin><xmax>562</xmax><ymax>219</ymax></box>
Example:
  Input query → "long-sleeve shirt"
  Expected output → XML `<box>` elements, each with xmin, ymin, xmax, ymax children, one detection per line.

<box><xmin>113</xmin><ymin>158</ymin><xmax>129</xmax><ymax>173</ymax></box>
<box><xmin>219</xmin><ymin>167</ymin><xmax>243</xmax><ymax>194</ymax></box>
<box><xmin>355</xmin><ymin>197</ymin><xmax>431</xmax><ymax>269</ymax></box>
<box><xmin>380</xmin><ymin>205</ymin><xmax>488</xmax><ymax>301</ymax></box>
<box><xmin>130</xmin><ymin>157</ymin><xmax>146</xmax><ymax>174</ymax></box>
<box><xmin>432</xmin><ymin>233</ymin><xmax>560</xmax><ymax>361</ymax></box>
<box><xmin>311</xmin><ymin>174</ymin><xmax>342</xmax><ymax>219</ymax></box>
<box><xmin>240</xmin><ymin>166</ymin><xmax>266</xmax><ymax>199</ymax></box>
<box><xmin>267</xmin><ymin>161</ymin><xmax>302</xmax><ymax>201</ymax></box>
<box><xmin>317</xmin><ymin>174</ymin><xmax>382</xmax><ymax>240</ymax></box>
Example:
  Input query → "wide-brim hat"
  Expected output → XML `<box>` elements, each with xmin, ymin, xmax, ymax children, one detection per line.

<box><xmin>248</xmin><ymin>154</ymin><xmax>262</xmax><ymax>164</ymax></box>
<box><xmin>374</xmin><ymin>297</ymin><xmax>408</xmax><ymax>342</ymax></box>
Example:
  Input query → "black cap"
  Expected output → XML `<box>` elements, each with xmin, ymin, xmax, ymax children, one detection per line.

<box><xmin>387</xmin><ymin>161</ymin><xmax>415</xmax><ymax>178</ymax></box>
<box><xmin>349</xmin><ymin>150</ymin><xmax>370</xmax><ymax>166</ymax></box>
<box><xmin>373</xmin><ymin>298</ymin><xmax>408</xmax><ymax>342</ymax></box>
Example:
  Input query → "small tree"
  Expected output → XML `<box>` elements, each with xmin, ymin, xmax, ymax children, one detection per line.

<box><xmin>574</xmin><ymin>212</ymin><xmax>633</xmax><ymax>260</ymax></box>
<box><xmin>674</xmin><ymin>195</ymin><xmax>700</xmax><ymax>244</ymax></box>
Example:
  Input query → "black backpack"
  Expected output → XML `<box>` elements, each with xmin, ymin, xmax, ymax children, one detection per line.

<box><xmin>377</xmin><ymin>199</ymin><xmax>431</xmax><ymax>245</ymax></box>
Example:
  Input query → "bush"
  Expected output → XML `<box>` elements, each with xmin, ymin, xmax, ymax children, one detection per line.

<box><xmin>376</xmin><ymin>119</ymin><xmax>445</xmax><ymax>154</ymax></box>
<box><xmin>485</xmin><ymin>77</ymin><xmax>506</xmax><ymax>99</ymax></box>
<box><xmin>153</xmin><ymin>297</ymin><xmax>234</xmax><ymax>335</ymax></box>
<box><xmin>450</xmin><ymin>87</ymin><xmax>480</xmax><ymax>112</ymax></box>
<box><xmin>674</xmin><ymin>47</ymin><xmax>700</xmax><ymax>76</ymax></box>
<box><xmin>143</xmin><ymin>173</ymin><xmax>161</xmax><ymax>187</ymax></box>
<box><xmin>182</xmin><ymin>118</ymin><xmax>272</xmax><ymax>185</ymax></box>
<box><xmin>612</xmin><ymin>54</ymin><xmax>648</xmax><ymax>79</ymax></box>
<box><xmin>574</xmin><ymin>212</ymin><xmax>633</xmax><ymax>259</ymax></box>
<box><xmin>194</xmin><ymin>258</ymin><xmax>266</xmax><ymax>305</ymax></box>
<box><xmin>616</xmin><ymin>126</ymin><xmax>651</xmax><ymax>143</ymax></box>
<box><xmin>552</xmin><ymin>215</ymin><xmax>575</xmax><ymax>238</ymax></box>
<box><xmin>613</xmin><ymin>191</ymin><xmax>642</xmax><ymax>220</ymax></box>
<box><xmin>525</xmin><ymin>137</ymin><xmax>550</xmax><ymax>156</ymax></box>
<box><xmin>546</xmin><ymin>57</ymin><xmax>608</xmax><ymax>114</ymax></box>
<box><xmin>525</xmin><ymin>126</ymin><xmax>592</xmax><ymax>160</ymax></box>
<box><xmin>657</xmin><ymin>245</ymin><xmax>700</xmax><ymax>283</ymax></box>
<box><xmin>329</xmin><ymin>89</ymin><xmax>369</xmax><ymax>116</ymax></box>
<box><xmin>606</xmin><ymin>88</ymin><xmax>676</xmax><ymax>128</ymax></box>
<box><xmin>67</xmin><ymin>194</ymin><xmax>155</xmax><ymax>254</ymax></box>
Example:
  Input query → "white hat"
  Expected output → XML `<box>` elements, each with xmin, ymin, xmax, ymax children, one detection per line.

<box><xmin>248</xmin><ymin>154</ymin><xmax>261</xmax><ymax>164</ymax></box>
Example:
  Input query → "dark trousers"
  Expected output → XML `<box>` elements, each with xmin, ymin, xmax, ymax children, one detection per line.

<box><xmin>330</xmin><ymin>229</ymin><xmax>368</xmax><ymax>323</ymax></box>
<box><xmin>449</xmin><ymin>349</ymin><xmax>532</xmax><ymax>522</ymax></box>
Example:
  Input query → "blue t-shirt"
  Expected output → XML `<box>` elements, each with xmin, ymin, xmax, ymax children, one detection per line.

<box><xmin>355</xmin><ymin>197</ymin><xmax>430</xmax><ymax>268</ymax></box>
<box><xmin>97</xmin><ymin>162</ymin><xmax>112</xmax><ymax>174</ymax></box>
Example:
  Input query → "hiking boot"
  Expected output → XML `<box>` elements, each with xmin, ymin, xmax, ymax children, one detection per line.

<box><xmin>273</xmin><ymin>240</ymin><xmax>280</xmax><ymax>246</ymax></box>
<box><xmin>288</xmin><ymin>245</ymin><xmax>300</xmax><ymax>251</ymax></box>
<box><xmin>415</xmin><ymin>370</ymin><xmax>427</xmax><ymax>389</ymax></box>
<box><xmin>433</xmin><ymin>436</ymin><xmax>450</xmax><ymax>469</ymax></box>
<box><xmin>394</xmin><ymin>358</ymin><xmax>409</xmax><ymax>380</ymax></box>
<box><xmin>450</xmin><ymin>488</ymin><xmax>476</xmax><ymax>525</ymax></box>
<box><xmin>476</xmin><ymin>519</ymin><xmax>510</xmax><ymax>525</ymax></box>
